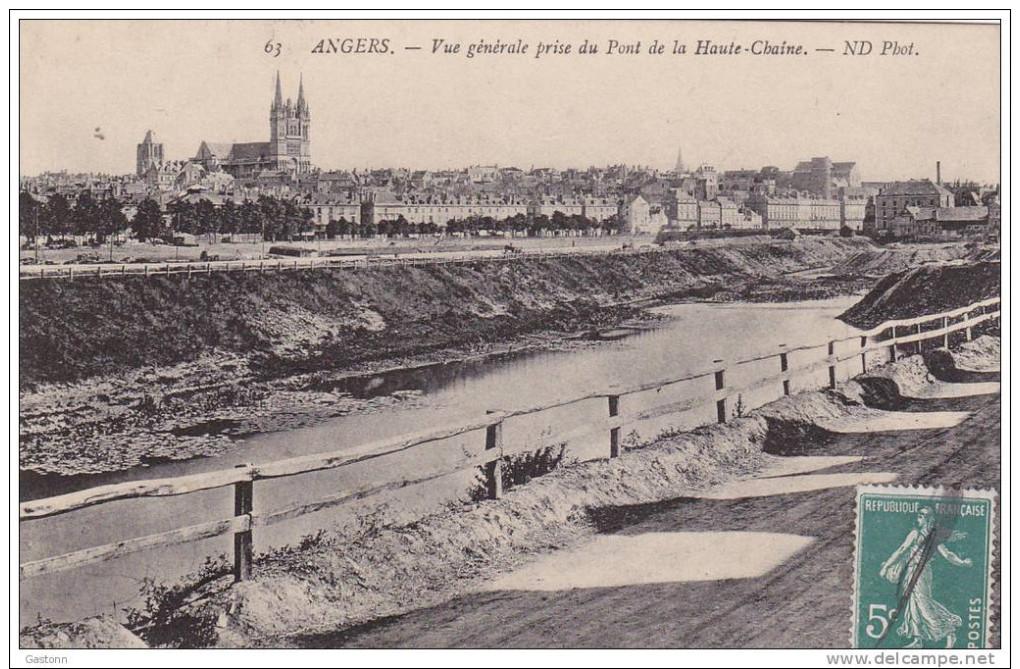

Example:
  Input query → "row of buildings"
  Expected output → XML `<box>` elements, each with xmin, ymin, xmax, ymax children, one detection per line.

<box><xmin>870</xmin><ymin>178</ymin><xmax>1000</xmax><ymax>242</ymax></box>
<box><xmin>20</xmin><ymin>72</ymin><xmax>999</xmax><ymax>241</ymax></box>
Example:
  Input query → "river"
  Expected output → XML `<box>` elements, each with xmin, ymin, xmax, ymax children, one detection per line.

<box><xmin>19</xmin><ymin>296</ymin><xmax>864</xmax><ymax>624</ymax></box>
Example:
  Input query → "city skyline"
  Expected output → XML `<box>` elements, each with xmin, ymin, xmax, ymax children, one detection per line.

<box><xmin>20</xmin><ymin>20</ymin><xmax>1000</xmax><ymax>183</ymax></box>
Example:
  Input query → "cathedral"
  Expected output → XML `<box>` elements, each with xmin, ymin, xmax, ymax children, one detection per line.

<box><xmin>192</xmin><ymin>71</ymin><xmax>311</xmax><ymax>179</ymax></box>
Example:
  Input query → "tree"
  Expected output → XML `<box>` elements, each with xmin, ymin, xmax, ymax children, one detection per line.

<box><xmin>219</xmin><ymin>199</ymin><xmax>239</xmax><ymax>238</ymax></box>
<box><xmin>19</xmin><ymin>191</ymin><xmax>40</xmax><ymax>243</ymax></box>
<box><xmin>43</xmin><ymin>193</ymin><xmax>72</xmax><ymax>241</ymax></box>
<box><xmin>328</xmin><ymin>216</ymin><xmax>353</xmax><ymax>240</ymax></box>
<box><xmin>601</xmin><ymin>213</ymin><xmax>626</xmax><ymax>235</ymax></box>
<box><xmin>509</xmin><ymin>213</ymin><xmax>528</xmax><ymax>237</ymax></box>
<box><xmin>194</xmin><ymin>199</ymin><xmax>218</xmax><ymax>242</ymax></box>
<box><xmin>279</xmin><ymin>198</ymin><xmax>300</xmax><ymax>241</ymax></box>
<box><xmin>168</xmin><ymin>200</ymin><xmax>197</xmax><ymax>236</ymax></box>
<box><xmin>132</xmin><ymin>198</ymin><xmax>163</xmax><ymax>242</ymax></box>
<box><xmin>529</xmin><ymin>214</ymin><xmax>550</xmax><ymax>237</ymax></box>
<box><xmin>395</xmin><ymin>214</ymin><xmax>410</xmax><ymax>237</ymax></box>
<box><xmin>96</xmin><ymin>198</ymin><xmax>128</xmax><ymax>250</ymax></box>
<box><xmin>239</xmin><ymin>199</ymin><xmax>262</xmax><ymax>240</ymax></box>
<box><xmin>298</xmin><ymin>205</ymin><xmax>316</xmax><ymax>238</ymax></box>
<box><xmin>551</xmin><ymin>210</ymin><xmax>569</xmax><ymax>234</ymax></box>
<box><xmin>325</xmin><ymin>218</ymin><xmax>340</xmax><ymax>240</ymax></box>
<box><xmin>73</xmin><ymin>191</ymin><xmax>101</xmax><ymax>242</ymax></box>
<box><xmin>258</xmin><ymin>195</ymin><xmax>281</xmax><ymax>241</ymax></box>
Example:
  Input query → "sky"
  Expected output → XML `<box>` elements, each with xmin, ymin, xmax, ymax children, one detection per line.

<box><xmin>19</xmin><ymin>20</ymin><xmax>1001</xmax><ymax>184</ymax></box>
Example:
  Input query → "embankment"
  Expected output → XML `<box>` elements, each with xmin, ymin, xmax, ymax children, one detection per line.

<box><xmin>19</xmin><ymin>238</ymin><xmax>880</xmax><ymax>478</ymax></box>
<box><xmin>20</xmin><ymin>336</ymin><xmax>998</xmax><ymax>648</ymax></box>
<box><xmin>20</xmin><ymin>238</ymin><xmax>873</xmax><ymax>388</ymax></box>
<box><xmin>828</xmin><ymin>242</ymin><xmax>995</xmax><ymax>279</ymax></box>
<box><xmin>838</xmin><ymin>260</ymin><xmax>1000</xmax><ymax>329</ymax></box>
<box><xmin>21</xmin><ymin>239</ymin><xmax>994</xmax><ymax>480</ymax></box>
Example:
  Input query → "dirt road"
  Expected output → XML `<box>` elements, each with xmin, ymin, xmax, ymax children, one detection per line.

<box><xmin>294</xmin><ymin>388</ymin><xmax>1000</xmax><ymax>648</ymax></box>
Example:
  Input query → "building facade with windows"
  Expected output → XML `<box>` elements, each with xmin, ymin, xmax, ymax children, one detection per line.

<box><xmin>871</xmin><ymin>180</ymin><xmax>954</xmax><ymax>234</ymax></box>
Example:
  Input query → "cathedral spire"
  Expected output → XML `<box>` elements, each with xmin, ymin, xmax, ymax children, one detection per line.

<box><xmin>274</xmin><ymin>71</ymin><xmax>283</xmax><ymax>109</ymax></box>
<box><xmin>297</xmin><ymin>73</ymin><xmax>306</xmax><ymax>112</ymax></box>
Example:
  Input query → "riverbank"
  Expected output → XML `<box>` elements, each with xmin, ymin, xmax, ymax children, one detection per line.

<box><xmin>839</xmin><ymin>259</ymin><xmax>1000</xmax><ymax>329</ymax></box>
<box><xmin>19</xmin><ymin>309</ymin><xmax>656</xmax><ymax>484</ymax></box>
<box><xmin>20</xmin><ymin>238</ymin><xmax>882</xmax><ymax>481</ymax></box>
<box><xmin>20</xmin><ymin>336</ymin><xmax>999</xmax><ymax>648</ymax></box>
<box><xmin>21</xmin><ymin>238</ymin><xmax>881</xmax><ymax>386</ymax></box>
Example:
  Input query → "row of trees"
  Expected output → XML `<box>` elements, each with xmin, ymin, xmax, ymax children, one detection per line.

<box><xmin>155</xmin><ymin>197</ymin><xmax>316</xmax><ymax>243</ymax></box>
<box><xmin>21</xmin><ymin>191</ymin><xmax>629</xmax><ymax>245</ymax></box>
<box><xmin>444</xmin><ymin>211</ymin><xmax>627</xmax><ymax>237</ymax></box>
<box><xmin>324</xmin><ymin>216</ymin><xmax>443</xmax><ymax>240</ymax></box>
<box><xmin>321</xmin><ymin>212</ymin><xmax>627</xmax><ymax>240</ymax></box>
<box><xmin>20</xmin><ymin>191</ymin><xmax>128</xmax><ymax>245</ymax></box>
<box><xmin>19</xmin><ymin>192</ymin><xmax>318</xmax><ymax>245</ymax></box>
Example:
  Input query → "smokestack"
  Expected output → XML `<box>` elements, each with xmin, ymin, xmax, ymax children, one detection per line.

<box><xmin>936</xmin><ymin>161</ymin><xmax>941</xmax><ymax>185</ymax></box>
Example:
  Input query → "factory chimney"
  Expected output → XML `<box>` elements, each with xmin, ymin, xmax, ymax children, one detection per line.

<box><xmin>936</xmin><ymin>161</ymin><xmax>942</xmax><ymax>186</ymax></box>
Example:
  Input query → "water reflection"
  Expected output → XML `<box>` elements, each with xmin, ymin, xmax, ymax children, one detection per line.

<box><xmin>20</xmin><ymin>297</ymin><xmax>864</xmax><ymax>623</ymax></box>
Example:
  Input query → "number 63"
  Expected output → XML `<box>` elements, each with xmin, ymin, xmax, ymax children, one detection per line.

<box><xmin>264</xmin><ymin>40</ymin><xmax>281</xmax><ymax>58</ymax></box>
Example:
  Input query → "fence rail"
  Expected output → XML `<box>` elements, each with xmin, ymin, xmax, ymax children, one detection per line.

<box><xmin>18</xmin><ymin>297</ymin><xmax>1000</xmax><ymax>581</ymax></box>
<box><xmin>18</xmin><ymin>244</ymin><xmax>667</xmax><ymax>281</ymax></box>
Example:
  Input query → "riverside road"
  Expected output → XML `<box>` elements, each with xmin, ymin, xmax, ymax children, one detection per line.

<box><xmin>296</xmin><ymin>380</ymin><xmax>1000</xmax><ymax>648</ymax></box>
<box><xmin>17</xmin><ymin>242</ymin><xmax>658</xmax><ymax>280</ymax></box>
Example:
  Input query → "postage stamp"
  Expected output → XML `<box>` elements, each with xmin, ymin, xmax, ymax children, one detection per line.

<box><xmin>852</xmin><ymin>486</ymin><xmax>996</xmax><ymax>649</ymax></box>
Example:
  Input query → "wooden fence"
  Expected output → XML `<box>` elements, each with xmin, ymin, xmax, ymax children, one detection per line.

<box><xmin>18</xmin><ymin>244</ymin><xmax>662</xmax><ymax>281</ymax></box>
<box><xmin>18</xmin><ymin>297</ymin><xmax>1000</xmax><ymax>582</ymax></box>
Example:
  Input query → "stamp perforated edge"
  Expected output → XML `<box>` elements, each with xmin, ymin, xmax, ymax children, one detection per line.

<box><xmin>851</xmin><ymin>484</ymin><xmax>998</xmax><ymax>648</ymax></box>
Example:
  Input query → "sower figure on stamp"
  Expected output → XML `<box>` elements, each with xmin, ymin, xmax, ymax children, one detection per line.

<box><xmin>879</xmin><ymin>507</ymin><xmax>973</xmax><ymax>648</ymax></box>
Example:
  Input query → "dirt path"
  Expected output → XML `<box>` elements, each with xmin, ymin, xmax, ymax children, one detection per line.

<box><xmin>293</xmin><ymin>390</ymin><xmax>1000</xmax><ymax>648</ymax></box>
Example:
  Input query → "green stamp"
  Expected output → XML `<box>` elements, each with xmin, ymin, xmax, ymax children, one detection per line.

<box><xmin>853</xmin><ymin>486</ymin><xmax>996</xmax><ymax>649</ymax></box>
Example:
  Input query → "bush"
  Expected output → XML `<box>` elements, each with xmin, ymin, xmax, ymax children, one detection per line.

<box><xmin>126</xmin><ymin>554</ymin><xmax>231</xmax><ymax>648</ymax></box>
<box><xmin>469</xmin><ymin>443</ymin><xmax>569</xmax><ymax>502</ymax></box>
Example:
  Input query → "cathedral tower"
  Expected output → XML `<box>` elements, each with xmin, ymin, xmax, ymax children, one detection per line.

<box><xmin>269</xmin><ymin>71</ymin><xmax>311</xmax><ymax>173</ymax></box>
<box><xmin>136</xmin><ymin>129</ymin><xmax>164</xmax><ymax>177</ymax></box>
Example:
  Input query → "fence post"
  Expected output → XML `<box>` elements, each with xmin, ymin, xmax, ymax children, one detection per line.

<box><xmin>233</xmin><ymin>464</ymin><xmax>254</xmax><ymax>582</ymax></box>
<box><xmin>143</xmin><ymin>265</ymin><xmax>148</xmax><ymax>278</ymax></box>
<box><xmin>778</xmin><ymin>345</ymin><xmax>790</xmax><ymax>396</ymax></box>
<box><xmin>484</xmin><ymin>411</ymin><xmax>504</xmax><ymax>500</ymax></box>
<box><xmin>942</xmin><ymin>316</ymin><xmax>950</xmax><ymax>348</ymax></box>
<box><xmin>714</xmin><ymin>359</ymin><xmax>727</xmax><ymax>423</ymax></box>
<box><xmin>165</xmin><ymin>263</ymin><xmax>171</xmax><ymax>277</ymax></box>
<box><xmin>889</xmin><ymin>327</ymin><xmax>898</xmax><ymax>362</ymax></box>
<box><xmin>860</xmin><ymin>335</ymin><xmax>868</xmax><ymax>374</ymax></box>
<box><xmin>915</xmin><ymin>322</ymin><xmax>923</xmax><ymax>354</ymax></box>
<box><xmin>964</xmin><ymin>312</ymin><xmax>973</xmax><ymax>341</ymax></box>
<box><xmin>828</xmin><ymin>340</ymin><xmax>837</xmax><ymax>389</ymax></box>
<box><xmin>608</xmin><ymin>393</ymin><xmax>622</xmax><ymax>458</ymax></box>
<box><xmin>68</xmin><ymin>267</ymin><xmax>73</xmax><ymax>281</ymax></box>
